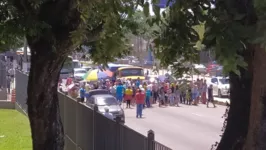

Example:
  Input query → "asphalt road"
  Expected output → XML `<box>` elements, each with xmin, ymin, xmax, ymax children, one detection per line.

<box><xmin>124</xmin><ymin>103</ymin><xmax>226</xmax><ymax>150</ymax></box>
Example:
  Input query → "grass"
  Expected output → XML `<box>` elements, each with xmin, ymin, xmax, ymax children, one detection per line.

<box><xmin>0</xmin><ymin>109</ymin><xmax>32</xmax><ymax>150</ymax></box>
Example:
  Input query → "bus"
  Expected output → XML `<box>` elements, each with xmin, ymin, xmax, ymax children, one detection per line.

<box><xmin>107</xmin><ymin>63</ymin><xmax>132</xmax><ymax>72</ymax></box>
<box><xmin>114</xmin><ymin>66</ymin><xmax>145</xmax><ymax>80</ymax></box>
<box><xmin>60</xmin><ymin>56</ymin><xmax>82</xmax><ymax>79</ymax></box>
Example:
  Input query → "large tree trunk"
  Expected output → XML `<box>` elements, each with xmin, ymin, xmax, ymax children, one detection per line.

<box><xmin>244</xmin><ymin>46</ymin><xmax>266</xmax><ymax>149</ymax></box>
<box><xmin>27</xmin><ymin>36</ymin><xmax>69</xmax><ymax>150</ymax></box>
<box><xmin>216</xmin><ymin>49</ymin><xmax>253</xmax><ymax>150</ymax></box>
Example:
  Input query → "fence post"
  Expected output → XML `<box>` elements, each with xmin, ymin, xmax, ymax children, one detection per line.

<box><xmin>115</xmin><ymin>117</ymin><xmax>121</xmax><ymax>150</ymax></box>
<box><xmin>92</xmin><ymin>105</ymin><xmax>98</xmax><ymax>150</ymax></box>
<box><xmin>147</xmin><ymin>130</ymin><xmax>155</xmax><ymax>150</ymax></box>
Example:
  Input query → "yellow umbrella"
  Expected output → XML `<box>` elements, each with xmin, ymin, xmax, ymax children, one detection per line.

<box><xmin>83</xmin><ymin>69</ymin><xmax>98</xmax><ymax>81</ymax></box>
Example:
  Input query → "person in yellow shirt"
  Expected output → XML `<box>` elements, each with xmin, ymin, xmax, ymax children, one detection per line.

<box><xmin>124</xmin><ymin>86</ymin><xmax>133</xmax><ymax>108</ymax></box>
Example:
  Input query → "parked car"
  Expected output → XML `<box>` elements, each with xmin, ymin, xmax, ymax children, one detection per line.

<box><xmin>206</xmin><ymin>61</ymin><xmax>219</xmax><ymax>73</ymax></box>
<box><xmin>86</xmin><ymin>94</ymin><xmax>125</xmax><ymax>123</ymax></box>
<box><xmin>60</xmin><ymin>68</ymin><xmax>71</xmax><ymax>79</ymax></box>
<box><xmin>208</xmin><ymin>76</ymin><xmax>230</xmax><ymax>97</ymax></box>
<box><xmin>82</xmin><ymin>66</ymin><xmax>92</xmax><ymax>71</ymax></box>
<box><xmin>74</xmin><ymin>68</ymin><xmax>86</xmax><ymax>81</ymax></box>
<box><xmin>85</xmin><ymin>89</ymin><xmax>110</xmax><ymax>100</ymax></box>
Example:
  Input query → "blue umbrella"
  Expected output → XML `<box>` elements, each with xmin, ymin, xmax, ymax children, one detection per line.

<box><xmin>97</xmin><ymin>71</ymin><xmax>109</xmax><ymax>79</ymax></box>
<box><xmin>158</xmin><ymin>75</ymin><xmax>166</xmax><ymax>81</ymax></box>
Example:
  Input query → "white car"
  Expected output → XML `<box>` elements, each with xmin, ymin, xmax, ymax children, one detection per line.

<box><xmin>74</xmin><ymin>68</ymin><xmax>87</xmax><ymax>81</ymax></box>
<box><xmin>208</xmin><ymin>77</ymin><xmax>230</xmax><ymax>97</ymax></box>
<box><xmin>193</xmin><ymin>64</ymin><xmax>206</xmax><ymax>74</ymax></box>
<box><xmin>82</xmin><ymin>66</ymin><xmax>92</xmax><ymax>72</ymax></box>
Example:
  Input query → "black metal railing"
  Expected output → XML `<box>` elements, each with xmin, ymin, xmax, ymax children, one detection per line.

<box><xmin>15</xmin><ymin>70</ymin><xmax>172</xmax><ymax>150</ymax></box>
<box><xmin>153</xmin><ymin>141</ymin><xmax>172</xmax><ymax>150</ymax></box>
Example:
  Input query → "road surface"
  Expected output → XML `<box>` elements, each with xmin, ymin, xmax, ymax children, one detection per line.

<box><xmin>124</xmin><ymin>103</ymin><xmax>226</xmax><ymax>150</ymax></box>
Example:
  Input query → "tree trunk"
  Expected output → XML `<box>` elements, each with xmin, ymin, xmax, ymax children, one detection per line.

<box><xmin>27</xmin><ymin>36</ymin><xmax>69</xmax><ymax>150</ymax></box>
<box><xmin>216</xmin><ymin>49</ymin><xmax>253</xmax><ymax>150</ymax></box>
<box><xmin>244</xmin><ymin>46</ymin><xmax>266</xmax><ymax>150</ymax></box>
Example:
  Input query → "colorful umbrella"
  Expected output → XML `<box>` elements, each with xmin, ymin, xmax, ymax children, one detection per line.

<box><xmin>83</xmin><ymin>69</ymin><xmax>112</xmax><ymax>81</ymax></box>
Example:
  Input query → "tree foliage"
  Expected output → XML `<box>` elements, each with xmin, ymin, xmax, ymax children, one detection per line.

<box><xmin>128</xmin><ymin>10</ymin><xmax>160</xmax><ymax>40</ymax></box>
<box><xmin>0</xmin><ymin>0</ymin><xmax>150</xmax><ymax>64</ymax></box>
<box><xmin>148</xmin><ymin>0</ymin><xmax>265</xmax><ymax>76</ymax></box>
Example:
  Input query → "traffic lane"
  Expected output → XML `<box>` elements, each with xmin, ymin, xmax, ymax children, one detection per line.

<box><xmin>124</xmin><ymin>105</ymin><xmax>224</xmax><ymax>150</ymax></box>
<box><xmin>124</xmin><ymin>104</ymin><xmax>226</xmax><ymax>150</ymax></box>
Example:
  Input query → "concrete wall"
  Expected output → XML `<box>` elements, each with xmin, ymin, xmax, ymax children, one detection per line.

<box><xmin>0</xmin><ymin>101</ymin><xmax>14</xmax><ymax>109</ymax></box>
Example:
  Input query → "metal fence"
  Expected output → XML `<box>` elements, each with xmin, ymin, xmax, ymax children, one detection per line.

<box><xmin>15</xmin><ymin>70</ymin><xmax>172</xmax><ymax>150</ymax></box>
<box><xmin>0</xmin><ymin>61</ymin><xmax>7</xmax><ymax>100</ymax></box>
<box><xmin>15</xmin><ymin>70</ymin><xmax>28</xmax><ymax>112</ymax></box>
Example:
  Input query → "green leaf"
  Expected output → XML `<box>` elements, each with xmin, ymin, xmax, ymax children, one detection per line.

<box><xmin>233</xmin><ymin>69</ymin><xmax>241</xmax><ymax>76</ymax></box>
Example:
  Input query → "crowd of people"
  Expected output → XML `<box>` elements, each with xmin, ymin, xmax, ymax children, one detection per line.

<box><xmin>60</xmin><ymin>76</ymin><xmax>217</xmax><ymax>119</ymax></box>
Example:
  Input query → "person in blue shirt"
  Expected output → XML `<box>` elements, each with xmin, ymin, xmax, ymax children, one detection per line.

<box><xmin>116</xmin><ymin>82</ymin><xmax>125</xmax><ymax>104</ymax></box>
<box><xmin>145</xmin><ymin>88</ymin><xmax>151</xmax><ymax>108</ymax></box>
<box><xmin>135</xmin><ymin>77</ymin><xmax>140</xmax><ymax>88</ymax></box>
<box><xmin>79</xmin><ymin>85</ymin><xmax>86</xmax><ymax>103</ymax></box>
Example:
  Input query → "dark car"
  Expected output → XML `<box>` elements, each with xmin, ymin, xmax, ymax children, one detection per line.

<box><xmin>86</xmin><ymin>94</ymin><xmax>125</xmax><ymax>123</ymax></box>
<box><xmin>86</xmin><ymin>89</ymin><xmax>110</xmax><ymax>99</ymax></box>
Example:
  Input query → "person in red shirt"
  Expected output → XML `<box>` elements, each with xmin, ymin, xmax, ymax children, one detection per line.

<box><xmin>66</xmin><ymin>74</ymin><xmax>73</xmax><ymax>86</ymax></box>
<box><xmin>135</xmin><ymin>88</ymin><xmax>145</xmax><ymax>118</ymax></box>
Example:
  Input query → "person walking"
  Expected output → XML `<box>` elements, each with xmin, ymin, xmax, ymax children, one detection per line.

<box><xmin>158</xmin><ymin>87</ymin><xmax>165</xmax><ymax>107</ymax></box>
<box><xmin>79</xmin><ymin>84</ymin><xmax>86</xmax><ymax>102</ymax></box>
<box><xmin>135</xmin><ymin>89</ymin><xmax>145</xmax><ymax>118</ymax></box>
<box><xmin>145</xmin><ymin>87</ymin><xmax>151</xmax><ymax>108</ymax></box>
<box><xmin>152</xmin><ymin>83</ymin><xmax>158</xmax><ymax>104</ymax></box>
<box><xmin>169</xmin><ymin>84</ymin><xmax>175</xmax><ymax>106</ymax></box>
<box><xmin>201</xmin><ymin>80</ymin><xmax>207</xmax><ymax>104</ymax></box>
<box><xmin>135</xmin><ymin>77</ymin><xmax>140</xmax><ymax>88</ymax></box>
<box><xmin>207</xmin><ymin>84</ymin><xmax>216</xmax><ymax>108</ymax></box>
<box><xmin>6</xmin><ymin>75</ymin><xmax>11</xmax><ymax>94</ymax></box>
<box><xmin>186</xmin><ymin>88</ymin><xmax>192</xmax><ymax>105</ymax></box>
<box><xmin>116</xmin><ymin>82</ymin><xmax>125</xmax><ymax>104</ymax></box>
<box><xmin>124</xmin><ymin>86</ymin><xmax>133</xmax><ymax>108</ymax></box>
<box><xmin>110</xmin><ymin>83</ymin><xmax>116</xmax><ymax>97</ymax></box>
<box><xmin>131</xmin><ymin>86</ymin><xmax>136</xmax><ymax>106</ymax></box>
<box><xmin>191</xmin><ymin>84</ymin><xmax>197</xmax><ymax>105</ymax></box>
<box><xmin>175</xmin><ymin>85</ymin><xmax>180</xmax><ymax>106</ymax></box>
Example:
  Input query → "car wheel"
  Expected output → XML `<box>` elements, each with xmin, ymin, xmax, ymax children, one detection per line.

<box><xmin>218</xmin><ymin>89</ymin><xmax>222</xmax><ymax>98</ymax></box>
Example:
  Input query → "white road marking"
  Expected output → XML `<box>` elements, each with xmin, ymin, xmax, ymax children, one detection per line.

<box><xmin>191</xmin><ymin>113</ymin><xmax>203</xmax><ymax>117</ymax></box>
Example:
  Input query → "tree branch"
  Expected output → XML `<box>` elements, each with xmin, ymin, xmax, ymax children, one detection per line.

<box><xmin>12</xmin><ymin>0</ymin><xmax>33</xmax><ymax>14</ymax></box>
<box><xmin>85</xmin><ymin>23</ymin><xmax>104</xmax><ymax>43</ymax></box>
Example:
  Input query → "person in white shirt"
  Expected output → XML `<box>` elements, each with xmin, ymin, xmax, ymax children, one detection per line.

<box><xmin>110</xmin><ymin>84</ymin><xmax>116</xmax><ymax>97</ymax></box>
<box><xmin>103</xmin><ymin>106</ymin><xmax>114</xmax><ymax>120</ymax></box>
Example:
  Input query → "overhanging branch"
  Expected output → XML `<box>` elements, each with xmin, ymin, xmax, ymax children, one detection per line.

<box><xmin>85</xmin><ymin>23</ymin><xmax>104</xmax><ymax>43</ymax></box>
<box><xmin>12</xmin><ymin>0</ymin><xmax>33</xmax><ymax>14</ymax></box>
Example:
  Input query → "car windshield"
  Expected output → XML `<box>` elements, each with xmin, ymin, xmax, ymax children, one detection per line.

<box><xmin>73</xmin><ymin>61</ymin><xmax>81</xmax><ymax>68</ymax></box>
<box><xmin>219</xmin><ymin>78</ymin><xmax>229</xmax><ymax>84</ymax></box>
<box><xmin>120</xmin><ymin>68</ymin><xmax>144</xmax><ymax>77</ymax></box>
<box><xmin>96</xmin><ymin>97</ymin><xmax>118</xmax><ymax>106</ymax></box>
<box><xmin>75</xmin><ymin>70</ymin><xmax>86</xmax><ymax>74</ymax></box>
